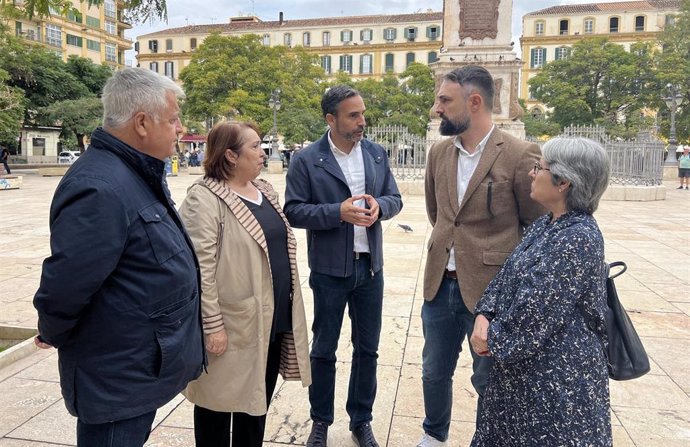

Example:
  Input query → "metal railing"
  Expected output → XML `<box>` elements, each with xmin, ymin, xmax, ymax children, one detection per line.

<box><xmin>367</xmin><ymin>125</ymin><xmax>439</xmax><ymax>180</ymax></box>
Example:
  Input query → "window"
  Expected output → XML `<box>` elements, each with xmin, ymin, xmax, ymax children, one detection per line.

<box><xmin>635</xmin><ymin>15</ymin><xmax>645</xmax><ymax>32</ymax></box>
<box><xmin>427</xmin><ymin>51</ymin><xmax>438</xmax><ymax>63</ymax></box>
<box><xmin>283</xmin><ymin>33</ymin><xmax>292</xmax><ymax>46</ymax></box>
<box><xmin>584</xmin><ymin>18</ymin><xmax>594</xmax><ymax>34</ymax></box>
<box><xmin>66</xmin><ymin>34</ymin><xmax>82</xmax><ymax>47</ymax></box>
<box><xmin>530</xmin><ymin>107</ymin><xmax>543</xmax><ymax>119</ymax></box>
<box><xmin>104</xmin><ymin>0</ymin><xmax>116</xmax><ymax>18</ymax></box>
<box><xmin>15</xmin><ymin>21</ymin><xmax>21</xmax><ymax>37</ymax></box>
<box><xmin>426</xmin><ymin>25</ymin><xmax>440</xmax><ymax>40</ymax></box>
<box><xmin>105</xmin><ymin>20</ymin><xmax>116</xmax><ymax>35</ymax></box>
<box><xmin>528</xmin><ymin>85</ymin><xmax>537</xmax><ymax>100</ymax></box>
<box><xmin>406</xmin><ymin>52</ymin><xmax>415</xmax><ymax>67</ymax></box>
<box><xmin>323</xmin><ymin>31</ymin><xmax>330</xmax><ymax>46</ymax></box>
<box><xmin>149</xmin><ymin>61</ymin><xmax>158</xmax><ymax>73</ymax></box>
<box><xmin>105</xmin><ymin>43</ymin><xmax>116</xmax><ymax>62</ymax></box>
<box><xmin>383</xmin><ymin>28</ymin><xmax>396</xmax><ymax>41</ymax></box>
<box><xmin>321</xmin><ymin>55</ymin><xmax>331</xmax><ymax>74</ymax></box>
<box><xmin>361</xmin><ymin>29</ymin><xmax>373</xmax><ymax>42</ymax></box>
<box><xmin>303</xmin><ymin>32</ymin><xmax>310</xmax><ymax>46</ymax></box>
<box><xmin>384</xmin><ymin>53</ymin><xmax>394</xmax><ymax>72</ymax></box>
<box><xmin>609</xmin><ymin>17</ymin><xmax>619</xmax><ymax>33</ymax></box>
<box><xmin>535</xmin><ymin>21</ymin><xmax>545</xmax><ymax>36</ymax></box>
<box><xmin>665</xmin><ymin>15</ymin><xmax>676</xmax><ymax>26</ymax></box>
<box><xmin>45</xmin><ymin>24</ymin><xmax>62</xmax><ymax>47</ymax></box>
<box><xmin>404</xmin><ymin>27</ymin><xmax>417</xmax><ymax>41</ymax></box>
<box><xmin>67</xmin><ymin>10</ymin><xmax>82</xmax><ymax>23</ymax></box>
<box><xmin>339</xmin><ymin>55</ymin><xmax>353</xmax><ymax>74</ymax></box>
<box><xmin>341</xmin><ymin>30</ymin><xmax>352</xmax><ymax>43</ymax></box>
<box><xmin>87</xmin><ymin>39</ymin><xmax>100</xmax><ymax>51</ymax></box>
<box><xmin>559</xmin><ymin>19</ymin><xmax>569</xmax><ymax>35</ymax></box>
<box><xmin>148</xmin><ymin>39</ymin><xmax>158</xmax><ymax>53</ymax></box>
<box><xmin>86</xmin><ymin>16</ymin><xmax>100</xmax><ymax>28</ymax></box>
<box><xmin>262</xmin><ymin>34</ymin><xmax>270</xmax><ymax>46</ymax></box>
<box><xmin>360</xmin><ymin>54</ymin><xmax>372</xmax><ymax>74</ymax></box>
<box><xmin>165</xmin><ymin>61</ymin><xmax>174</xmax><ymax>79</ymax></box>
<box><xmin>166</xmin><ymin>39</ymin><xmax>173</xmax><ymax>52</ymax></box>
<box><xmin>555</xmin><ymin>46</ymin><xmax>570</xmax><ymax>60</ymax></box>
<box><xmin>134</xmin><ymin>41</ymin><xmax>139</xmax><ymax>52</ymax></box>
<box><xmin>190</xmin><ymin>38</ymin><xmax>197</xmax><ymax>50</ymax></box>
<box><xmin>530</xmin><ymin>47</ymin><xmax>546</xmax><ymax>68</ymax></box>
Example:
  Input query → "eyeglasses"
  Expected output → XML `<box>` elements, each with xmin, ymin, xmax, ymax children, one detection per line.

<box><xmin>533</xmin><ymin>162</ymin><xmax>551</xmax><ymax>175</ymax></box>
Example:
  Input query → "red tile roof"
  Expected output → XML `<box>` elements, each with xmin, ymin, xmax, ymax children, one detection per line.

<box><xmin>526</xmin><ymin>0</ymin><xmax>680</xmax><ymax>16</ymax></box>
<box><xmin>140</xmin><ymin>11</ymin><xmax>443</xmax><ymax>38</ymax></box>
<box><xmin>179</xmin><ymin>134</ymin><xmax>206</xmax><ymax>143</ymax></box>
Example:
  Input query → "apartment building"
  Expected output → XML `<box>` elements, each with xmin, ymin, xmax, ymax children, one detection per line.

<box><xmin>4</xmin><ymin>0</ymin><xmax>132</xmax><ymax>67</ymax></box>
<box><xmin>135</xmin><ymin>11</ymin><xmax>443</xmax><ymax>82</ymax></box>
<box><xmin>520</xmin><ymin>0</ymin><xmax>681</xmax><ymax>115</ymax></box>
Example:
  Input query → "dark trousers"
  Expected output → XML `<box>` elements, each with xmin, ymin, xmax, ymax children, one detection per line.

<box><xmin>1</xmin><ymin>160</ymin><xmax>9</xmax><ymax>174</ymax></box>
<box><xmin>193</xmin><ymin>334</ymin><xmax>283</xmax><ymax>447</ymax></box>
<box><xmin>76</xmin><ymin>410</ymin><xmax>156</xmax><ymax>447</ymax></box>
<box><xmin>421</xmin><ymin>277</ymin><xmax>492</xmax><ymax>442</ymax></box>
<box><xmin>308</xmin><ymin>256</ymin><xmax>384</xmax><ymax>430</ymax></box>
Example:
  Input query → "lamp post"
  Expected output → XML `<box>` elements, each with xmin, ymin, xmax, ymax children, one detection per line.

<box><xmin>664</xmin><ymin>84</ymin><xmax>684</xmax><ymax>166</ymax></box>
<box><xmin>268</xmin><ymin>88</ymin><xmax>282</xmax><ymax>162</ymax></box>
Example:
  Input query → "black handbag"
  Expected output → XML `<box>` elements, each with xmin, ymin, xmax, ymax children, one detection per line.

<box><xmin>581</xmin><ymin>261</ymin><xmax>651</xmax><ymax>381</ymax></box>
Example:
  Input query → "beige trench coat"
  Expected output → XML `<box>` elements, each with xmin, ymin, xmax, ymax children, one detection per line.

<box><xmin>180</xmin><ymin>177</ymin><xmax>311</xmax><ymax>415</ymax></box>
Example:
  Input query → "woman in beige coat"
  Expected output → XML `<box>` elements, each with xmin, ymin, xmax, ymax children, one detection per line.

<box><xmin>179</xmin><ymin>121</ymin><xmax>311</xmax><ymax>447</ymax></box>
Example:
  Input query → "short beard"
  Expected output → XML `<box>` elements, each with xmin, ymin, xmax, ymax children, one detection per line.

<box><xmin>439</xmin><ymin>116</ymin><xmax>470</xmax><ymax>136</ymax></box>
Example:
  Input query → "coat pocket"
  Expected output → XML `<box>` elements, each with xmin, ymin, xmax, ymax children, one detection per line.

<box><xmin>483</xmin><ymin>251</ymin><xmax>512</xmax><ymax>266</ymax></box>
<box><xmin>223</xmin><ymin>297</ymin><xmax>259</xmax><ymax>351</ymax></box>
<box><xmin>152</xmin><ymin>297</ymin><xmax>198</xmax><ymax>378</ymax></box>
<box><xmin>139</xmin><ymin>203</ymin><xmax>184</xmax><ymax>264</ymax></box>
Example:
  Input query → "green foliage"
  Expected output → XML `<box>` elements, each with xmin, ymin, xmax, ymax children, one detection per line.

<box><xmin>528</xmin><ymin>37</ymin><xmax>653</xmax><ymax>131</ymax></box>
<box><xmin>0</xmin><ymin>68</ymin><xmax>25</xmax><ymax>143</ymax></box>
<box><xmin>2</xmin><ymin>0</ymin><xmax>167</xmax><ymax>24</ymax></box>
<box><xmin>65</xmin><ymin>56</ymin><xmax>114</xmax><ymax>96</ymax></box>
<box><xmin>38</xmin><ymin>97</ymin><xmax>103</xmax><ymax>150</ymax></box>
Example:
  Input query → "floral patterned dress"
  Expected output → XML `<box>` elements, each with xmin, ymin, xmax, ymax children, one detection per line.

<box><xmin>471</xmin><ymin>211</ymin><xmax>612</xmax><ymax>447</ymax></box>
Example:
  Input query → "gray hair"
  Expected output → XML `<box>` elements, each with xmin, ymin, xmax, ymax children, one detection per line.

<box><xmin>542</xmin><ymin>137</ymin><xmax>610</xmax><ymax>214</ymax></box>
<box><xmin>102</xmin><ymin>68</ymin><xmax>184</xmax><ymax>129</ymax></box>
<box><xmin>321</xmin><ymin>85</ymin><xmax>360</xmax><ymax>118</ymax></box>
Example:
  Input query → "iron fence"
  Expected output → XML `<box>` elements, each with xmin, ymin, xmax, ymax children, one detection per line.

<box><xmin>367</xmin><ymin>125</ymin><xmax>440</xmax><ymax>180</ymax></box>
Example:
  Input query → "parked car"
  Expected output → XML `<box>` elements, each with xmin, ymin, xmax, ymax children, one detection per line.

<box><xmin>58</xmin><ymin>151</ymin><xmax>80</xmax><ymax>164</ymax></box>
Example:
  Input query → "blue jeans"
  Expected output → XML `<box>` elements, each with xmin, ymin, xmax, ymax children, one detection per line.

<box><xmin>76</xmin><ymin>410</ymin><xmax>156</xmax><ymax>446</ymax></box>
<box><xmin>308</xmin><ymin>256</ymin><xmax>383</xmax><ymax>430</ymax></box>
<box><xmin>421</xmin><ymin>277</ymin><xmax>492</xmax><ymax>442</ymax></box>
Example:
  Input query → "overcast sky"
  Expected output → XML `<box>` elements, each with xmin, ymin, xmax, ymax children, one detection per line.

<box><xmin>126</xmin><ymin>0</ymin><xmax>627</xmax><ymax>65</ymax></box>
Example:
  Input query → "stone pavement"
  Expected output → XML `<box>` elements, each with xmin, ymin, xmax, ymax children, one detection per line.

<box><xmin>0</xmin><ymin>170</ymin><xmax>688</xmax><ymax>446</ymax></box>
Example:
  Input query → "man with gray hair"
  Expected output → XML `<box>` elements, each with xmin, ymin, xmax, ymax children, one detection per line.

<box><xmin>285</xmin><ymin>85</ymin><xmax>402</xmax><ymax>447</ymax></box>
<box><xmin>33</xmin><ymin>68</ymin><xmax>205</xmax><ymax>446</ymax></box>
<box><xmin>417</xmin><ymin>65</ymin><xmax>544</xmax><ymax>446</ymax></box>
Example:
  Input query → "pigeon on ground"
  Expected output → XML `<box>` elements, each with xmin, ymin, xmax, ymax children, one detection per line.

<box><xmin>398</xmin><ymin>224</ymin><xmax>413</xmax><ymax>233</ymax></box>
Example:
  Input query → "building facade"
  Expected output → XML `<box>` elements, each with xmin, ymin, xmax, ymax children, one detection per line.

<box><xmin>520</xmin><ymin>0</ymin><xmax>681</xmax><ymax>115</ymax></box>
<box><xmin>3</xmin><ymin>0</ymin><xmax>132</xmax><ymax>67</ymax></box>
<box><xmin>135</xmin><ymin>11</ymin><xmax>443</xmax><ymax>82</ymax></box>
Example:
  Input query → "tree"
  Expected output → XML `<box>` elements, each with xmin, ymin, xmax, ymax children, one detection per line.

<box><xmin>528</xmin><ymin>37</ymin><xmax>655</xmax><ymax>132</ymax></box>
<box><xmin>1</xmin><ymin>0</ymin><xmax>167</xmax><ymax>24</ymax></box>
<box><xmin>65</xmin><ymin>56</ymin><xmax>114</xmax><ymax>96</ymax></box>
<box><xmin>38</xmin><ymin>97</ymin><xmax>102</xmax><ymax>151</ymax></box>
<box><xmin>180</xmin><ymin>33</ymin><xmax>326</xmax><ymax>143</ymax></box>
<box><xmin>0</xmin><ymin>68</ymin><xmax>24</xmax><ymax>145</ymax></box>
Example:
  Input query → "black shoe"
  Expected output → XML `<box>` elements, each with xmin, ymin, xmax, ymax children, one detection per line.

<box><xmin>351</xmin><ymin>422</ymin><xmax>379</xmax><ymax>447</ymax></box>
<box><xmin>678</xmin><ymin>186</ymin><xmax>684</xmax><ymax>189</ymax></box>
<box><xmin>306</xmin><ymin>421</ymin><xmax>328</xmax><ymax>447</ymax></box>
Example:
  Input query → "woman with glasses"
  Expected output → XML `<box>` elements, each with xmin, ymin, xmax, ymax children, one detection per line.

<box><xmin>179</xmin><ymin>121</ymin><xmax>311</xmax><ymax>446</ymax></box>
<box><xmin>469</xmin><ymin>137</ymin><xmax>612</xmax><ymax>446</ymax></box>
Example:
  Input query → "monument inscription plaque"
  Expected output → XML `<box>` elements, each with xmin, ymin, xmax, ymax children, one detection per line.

<box><xmin>458</xmin><ymin>0</ymin><xmax>500</xmax><ymax>40</ymax></box>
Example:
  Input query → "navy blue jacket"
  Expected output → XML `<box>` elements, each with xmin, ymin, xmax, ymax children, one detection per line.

<box><xmin>284</xmin><ymin>133</ymin><xmax>402</xmax><ymax>277</ymax></box>
<box><xmin>33</xmin><ymin>128</ymin><xmax>205</xmax><ymax>424</ymax></box>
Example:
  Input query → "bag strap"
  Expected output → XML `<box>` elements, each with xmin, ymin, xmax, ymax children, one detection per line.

<box><xmin>608</xmin><ymin>261</ymin><xmax>627</xmax><ymax>280</ymax></box>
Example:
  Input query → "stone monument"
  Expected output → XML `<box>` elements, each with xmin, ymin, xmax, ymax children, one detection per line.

<box><xmin>428</xmin><ymin>0</ymin><xmax>525</xmax><ymax>139</ymax></box>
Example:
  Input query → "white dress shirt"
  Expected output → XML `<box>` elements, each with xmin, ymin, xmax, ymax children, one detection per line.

<box><xmin>447</xmin><ymin>125</ymin><xmax>495</xmax><ymax>271</ymax></box>
<box><xmin>328</xmin><ymin>131</ymin><xmax>369</xmax><ymax>253</ymax></box>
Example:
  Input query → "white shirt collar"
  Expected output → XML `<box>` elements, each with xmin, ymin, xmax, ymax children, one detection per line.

<box><xmin>453</xmin><ymin>124</ymin><xmax>495</xmax><ymax>157</ymax></box>
<box><xmin>328</xmin><ymin>130</ymin><xmax>361</xmax><ymax>156</ymax></box>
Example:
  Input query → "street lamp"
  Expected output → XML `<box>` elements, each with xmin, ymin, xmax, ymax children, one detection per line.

<box><xmin>268</xmin><ymin>88</ymin><xmax>282</xmax><ymax>162</ymax></box>
<box><xmin>664</xmin><ymin>84</ymin><xmax>684</xmax><ymax>166</ymax></box>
